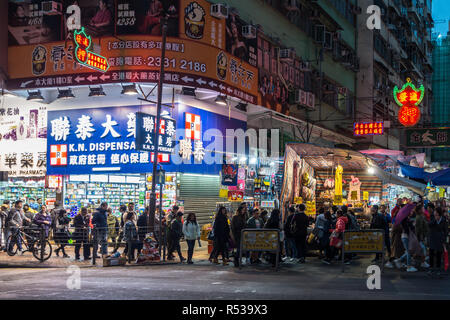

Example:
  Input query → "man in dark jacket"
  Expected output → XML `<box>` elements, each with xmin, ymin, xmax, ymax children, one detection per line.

<box><xmin>137</xmin><ymin>208</ymin><xmax>150</xmax><ymax>255</ymax></box>
<box><xmin>292</xmin><ymin>204</ymin><xmax>309</xmax><ymax>263</ymax></box>
<box><xmin>73</xmin><ymin>207</ymin><xmax>91</xmax><ymax>261</ymax></box>
<box><xmin>92</xmin><ymin>202</ymin><xmax>109</xmax><ymax>257</ymax></box>
<box><xmin>167</xmin><ymin>205</ymin><xmax>179</xmax><ymax>260</ymax></box>
<box><xmin>428</xmin><ymin>207</ymin><xmax>448</xmax><ymax>277</ymax></box>
<box><xmin>167</xmin><ymin>211</ymin><xmax>185</xmax><ymax>262</ymax></box>
<box><xmin>284</xmin><ymin>206</ymin><xmax>297</xmax><ymax>262</ymax></box>
<box><xmin>370</xmin><ymin>205</ymin><xmax>388</xmax><ymax>263</ymax></box>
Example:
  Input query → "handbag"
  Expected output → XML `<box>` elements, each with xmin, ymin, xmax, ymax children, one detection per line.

<box><xmin>307</xmin><ymin>232</ymin><xmax>316</xmax><ymax>244</ymax></box>
<box><xmin>207</xmin><ymin>230</ymin><xmax>214</xmax><ymax>241</ymax></box>
<box><xmin>444</xmin><ymin>245</ymin><xmax>449</xmax><ymax>272</ymax></box>
<box><xmin>329</xmin><ymin>230</ymin><xmax>342</xmax><ymax>248</ymax></box>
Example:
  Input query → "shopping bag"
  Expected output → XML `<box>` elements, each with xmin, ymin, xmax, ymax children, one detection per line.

<box><xmin>444</xmin><ymin>245</ymin><xmax>449</xmax><ymax>272</ymax></box>
<box><xmin>307</xmin><ymin>232</ymin><xmax>316</xmax><ymax>244</ymax></box>
<box><xmin>329</xmin><ymin>231</ymin><xmax>342</xmax><ymax>248</ymax></box>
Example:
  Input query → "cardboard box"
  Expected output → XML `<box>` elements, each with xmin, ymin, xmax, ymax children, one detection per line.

<box><xmin>103</xmin><ymin>257</ymin><xmax>127</xmax><ymax>267</ymax></box>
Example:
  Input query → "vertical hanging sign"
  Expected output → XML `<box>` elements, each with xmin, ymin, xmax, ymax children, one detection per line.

<box><xmin>393</xmin><ymin>78</ymin><xmax>425</xmax><ymax>127</ymax></box>
<box><xmin>73</xmin><ymin>27</ymin><xmax>110</xmax><ymax>72</ymax></box>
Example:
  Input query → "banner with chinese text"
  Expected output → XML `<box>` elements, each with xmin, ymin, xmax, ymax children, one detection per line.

<box><xmin>8</xmin><ymin>35</ymin><xmax>258</xmax><ymax>104</ymax></box>
<box><xmin>406</xmin><ymin>128</ymin><xmax>450</xmax><ymax>148</ymax></box>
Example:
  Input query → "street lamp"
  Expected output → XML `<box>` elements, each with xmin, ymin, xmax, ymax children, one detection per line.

<box><xmin>148</xmin><ymin>16</ymin><xmax>168</xmax><ymax>247</ymax></box>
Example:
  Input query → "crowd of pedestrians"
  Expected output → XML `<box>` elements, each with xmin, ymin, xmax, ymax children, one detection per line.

<box><xmin>0</xmin><ymin>197</ymin><xmax>448</xmax><ymax>276</ymax></box>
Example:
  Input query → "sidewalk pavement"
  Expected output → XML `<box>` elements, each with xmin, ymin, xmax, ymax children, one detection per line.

<box><xmin>0</xmin><ymin>240</ymin><xmax>212</xmax><ymax>268</ymax></box>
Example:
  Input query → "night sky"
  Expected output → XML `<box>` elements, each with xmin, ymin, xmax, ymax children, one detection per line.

<box><xmin>432</xmin><ymin>0</ymin><xmax>450</xmax><ymax>36</ymax></box>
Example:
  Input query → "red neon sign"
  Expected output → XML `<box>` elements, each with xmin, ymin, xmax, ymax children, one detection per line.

<box><xmin>393</xmin><ymin>78</ymin><xmax>424</xmax><ymax>127</ymax></box>
<box><xmin>353</xmin><ymin>122</ymin><xmax>384</xmax><ymax>136</ymax></box>
<box><xmin>73</xmin><ymin>27</ymin><xmax>109</xmax><ymax>72</ymax></box>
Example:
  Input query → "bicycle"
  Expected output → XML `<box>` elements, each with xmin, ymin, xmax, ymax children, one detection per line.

<box><xmin>6</xmin><ymin>227</ymin><xmax>52</xmax><ymax>262</ymax></box>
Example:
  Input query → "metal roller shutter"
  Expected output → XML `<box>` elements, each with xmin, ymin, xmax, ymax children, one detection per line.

<box><xmin>179</xmin><ymin>174</ymin><xmax>221</xmax><ymax>226</ymax></box>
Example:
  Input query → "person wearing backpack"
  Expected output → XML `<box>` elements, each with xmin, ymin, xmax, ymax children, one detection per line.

<box><xmin>292</xmin><ymin>204</ymin><xmax>309</xmax><ymax>263</ymax></box>
<box><xmin>283</xmin><ymin>206</ymin><xmax>297</xmax><ymax>262</ymax></box>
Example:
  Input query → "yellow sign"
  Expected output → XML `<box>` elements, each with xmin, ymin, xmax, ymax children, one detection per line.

<box><xmin>294</xmin><ymin>197</ymin><xmax>303</xmax><ymax>204</ymax></box>
<box><xmin>363</xmin><ymin>191</ymin><xmax>369</xmax><ymax>201</ymax></box>
<box><xmin>8</xmin><ymin>36</ymin><xmax>258</xmax><ymax>104</ymax></box>
<box><xmin>200</xmin><ymin>223</ymin><xmax>212</xmax><ymax>241</ymax></box>
<box><xmin>219</xmin><ymin>188</ymin><xmax>228</xmax><ymax>198</ymax></box>
<box><xmin>333</xmin><ymin>195</ymin><xmax>343</xmax><ymax>205</ymax></box>
<box><xmin>242</xmin><ymin>230</ymin><xmax>279</xmax><ymax>251</ymax></box>
<box><xmin>343</xmin><ymin>231</ymin><xmax>384</xmax><ymax>253</ymax></box>
<box><xmin>305</xmin><ymin>200</ymin><xmax>316</xmax><ymax>217</ymax></box>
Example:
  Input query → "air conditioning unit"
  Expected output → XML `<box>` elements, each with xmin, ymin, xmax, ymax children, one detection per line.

<box><xmin>211</xmin><ymin>4</ymin><xmax>228</xmax><ymax>19</ymax></box>
<box><xmin>334</xmin><ymin>31</ymin><xmax>342</xmax><ymax>40</ymax></box>
<box><xmin>299</xmin><ymin>61</ymin><xmax>310</xmax><ymax>71</ymax></box>
<box><xmin>314</xmin><ymin>25</ymin><xmax>325</xmax><ymax>43</ymax></box>
<box><xmin>42</xmin><ymin>1</ymin><xmax>62</xmax><ymax>15</ymax></box>
<box><xmin>324</xmin><ymin>31</ymin><xmax>333</xmax><ymax>50</ymax></box>
<box><xmin>323</xmin><ymin>84</ymin><xmax>335</xmax><ymax>93</ymax></box>
<box><xmin>352</xmin><ymin>6</ymin><xmax>362</xmax><ymax>14</ymax></box>
<box><xmin>284</xmin><ymin>0</ymin><xmax>300</xmax><ymax>11</ymax></box>
<box><xmin>294</xmin><ymin>89</ymin><xmax>308</xmax><ymax>105</ymax></box>
<box><xmin>306</xmin><ymin>92</ymin><xmax>315</xmax><ymax>110</ymax></box>
<box><xmin>242</xmin><ymin>25</ymin><xmax>257</xmax><ymax>39</ymax></box>
<box><xmin>310</xmin><ymin>9</ymin><xmax>320</xmax><ymax>20</ymax></box>
<box><xmin>279</xmin><ymin>48</ymin><xmax>295</xmax><ymax>61</ymax></box>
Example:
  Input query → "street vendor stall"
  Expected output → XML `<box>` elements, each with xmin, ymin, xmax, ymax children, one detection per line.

<box><xmin>280</xmin><ymin>143</ymin><xmax>386</xmax><ymax>221</ymax></box>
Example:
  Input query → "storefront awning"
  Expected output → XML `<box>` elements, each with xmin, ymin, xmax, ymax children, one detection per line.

<box><xmin>372</xmin><ymin>166</ymin><xmax>426</xmax><ymax>196</ymax></box>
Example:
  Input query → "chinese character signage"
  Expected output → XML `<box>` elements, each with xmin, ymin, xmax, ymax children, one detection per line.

<box><xmin>135</xmin><ymin>112</ymin><xmax>176</xmax><ymax>154</ymax></box>
<box><xmin>393</xmin><ymin>78</ymin><xmax>425</xmax><ymax>127</ymax></box>
<box><xmin>47</xmin><ymin>103</ymin><xmax>247</xmax><ymax>175</ymax></box>
<box><xmin>8</xmin><ymin>35</ymin><xmax>257</xmax><ymax>104</ymax></box>
<box><xmin>406</xmin><ymin>128</ymin><xmax>450</xmax><ymax>148</ymax></box>
<box><xmin>353</xmin><ymin>122</ymin><xmax>384</xmax><ymax>136</ymax></box>
<box><xmin>0</xmin><ymin>140</ymin><xmax>47</xmax><ymax>177</ymax></box>
<box><xmin>74</xmin><ymin>28</ymin><xmax>110</xmax><ymax>72</ymax></box>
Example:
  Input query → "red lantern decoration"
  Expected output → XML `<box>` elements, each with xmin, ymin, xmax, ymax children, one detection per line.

<box><xmin>393</xmin><ymin>78</ymin><xmax>424</xmax><ymax>127</ymax></box>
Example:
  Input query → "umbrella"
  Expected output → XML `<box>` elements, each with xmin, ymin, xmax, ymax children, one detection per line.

<box><xmin>394</xmin><ymin>203</ymin><xmax>415</xmax><ymax>226</ymax></box>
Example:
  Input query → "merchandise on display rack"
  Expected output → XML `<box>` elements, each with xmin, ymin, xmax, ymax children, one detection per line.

<box><xmin>64</xmin><ymin>174</ymin><xmax>146</xmax><ymax>216</ymax></box>
<box><xmin>0</xmin><ymin>179</ymin><xmax>56</xmax><ymax>205</ymax></box>
<box><xmin>146</xmin><ymin>173</ymin><xmax>177</xmax><ymax>213</ymax></box>
<box><xmin>281</xmin><ymin>144</ymin><xmax>385</xmax><ymax>220</ymax></box>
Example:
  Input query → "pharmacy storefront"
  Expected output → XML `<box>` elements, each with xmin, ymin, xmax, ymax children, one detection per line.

<box><xmin>46</xmin><ymin>101</ymin><xmax>246</xmax><ymax>222</ymax></box>
<box><xmin>0</xmin><ymin>95</ymin><xmax>57</xmax><ymax>205</ymax></box>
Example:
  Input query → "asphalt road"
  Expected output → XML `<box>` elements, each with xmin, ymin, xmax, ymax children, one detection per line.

<box><xmin>0</xmin><ymin>259</ymin><xmax>449</xmax><ymax>300</ymax></box>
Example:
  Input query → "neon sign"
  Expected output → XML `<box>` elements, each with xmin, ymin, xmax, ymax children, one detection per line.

<box><xmin>393</xmin><ymin>78</ymin><xmax>424</xmax><ymax>127</ymax></box>
<box><xmin>73</xmin><ymin>27</ymin><xmax>109</xmax><ymax>72</ymax></box>
<box><xmin>353</xmin><ymin>122</ymin><xmax>384</xmax><ymax>136</ymax></box>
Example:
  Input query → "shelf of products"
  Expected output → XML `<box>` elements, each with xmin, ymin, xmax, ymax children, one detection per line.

<box><xmin>146</xmin><ymin>173</ymin><xmax>177</xmax><ymax>213</ymax></box>
<box><xmin>0</xmin><ymin>180</ymin><xmax>56</xmax><ymax>205</ymax></box>
<box><xmin>65</xmin><ymin>182</ymin><xmax>146</xmax><ymax>217</ymax></box>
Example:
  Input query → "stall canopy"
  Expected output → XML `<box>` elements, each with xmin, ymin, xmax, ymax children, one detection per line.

<box><xmin>399</xmin><ymin>161</ymin><xmax>450</xmax><ymax>186</ymax></box>
<box><xmin>282</xmin><ymin>143</ymin><xmax>426</xmax><ymax>198</ymax></box>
